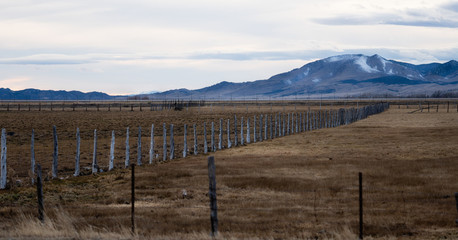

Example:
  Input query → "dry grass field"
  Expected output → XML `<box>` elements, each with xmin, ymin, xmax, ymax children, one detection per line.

<box><xmin>0</xmin><ymin>103</ymin><xmax>457</xmax><ymax>239</ymax></box>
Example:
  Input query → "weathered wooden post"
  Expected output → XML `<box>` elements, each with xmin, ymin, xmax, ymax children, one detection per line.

<box><xmin>31</xmin><ymin>129</ymin><xmax>35</xmax><ymax>184</ymax></box>
<box><xmin>455</xmin><ymin>192</ymin><xmax>458</xmax><ymax>224</ymax></box>
<box><xmin>193</xmin><ymin>124</ymin><xmax>198</xmax><ymax>155</ymax></box>
<box><xmin>131</xmin><ymin>164</ymin><xmax>135</xmax><ymax>234</ymax></box>
<box><xmin>126</xmin><ymin>127</ymin><xmax>130</xmax><ymax>168</ymax></box>
<box><xmin>204</xmin><ymin>122</ymin><xmax>208</xmax><ymax>154</ymax></box>
<box><xmin>448</xmin><ymin>101</ymin><xmax>450</xmax><ymax>113</ymax></box>
<box><xmin>227</xmin><ymin>119</ymin><xmax>232</xmax><ymax>148</ymax></box>
<box><xmin>282</xmin><ymin>113</ymin><xmax>285</xmax><ymax>136</ymax></box>
<box><xmin>295</xmin><ymin>113</ymin><xmax>299</xmax><ymax>133</ymax></box>
<box><xmin>240</xmin><ymin>117</ymin><xmax>244</xmax><ymax>145</ymax></box>
<box><xmin>299</xmin><ymin>112</ymin><xmax>302</xmax><ymax>132</ymax></box>
<box><xmin>264</xmin><ymin>114</ymin><xmax>268</xmax><ymax>140</ymax></box>
<box><xmin>218</xmin><ymin>119</ymin><xmax>223</xmax><ymax>150</ymax></box>
<box><xmin>149</xmin><ymin>124</ymin><xmax>154</xmax><ymax>164</ymax></box>
<box><xmin>183</xmin><ymin>124</ymin><xmax>188</xmax><ymax>158</ymax></box>
<box><xmin>137</xmin><ymin>127</ymin><xmax>142</xmax><ymax>166</ymax></box>
<box><xmin>207</xmin><ymin>156</ymin><xmax>218</xmax><ymax>237</ymax></box>
<box><xmin>92</xmin><ymin>129</ymin><xmax>98</xmax><ymax>174</ymax></box>
<box><xmin>0</xmin><ymin>129</ymin><xmax>6</xmax><ymax>189</ymax></box>
<box><xmin>253</xmin><ymin>115</ymin><xmax>257</xmax><ymax>143</ymax></box>
<box><xmin>36</xmin><ymin>164</ymin><xmax>44</xmax><ymax>222</ymax></box>
<box><xmin>170</xmin><ymin>124</ymin><xmax>175</xmax><ymax>159</ymax></box>
<box><xmin>234</xmin><ymin>115</ymin><xmax>238</xmax><ymax>146</ymax></box>
<box><xmin>269</xmin><ymin>115</ymin><xmax>273</xmax><ymax>139</ymax></box>
<box><xmin>211</xmin><ymin>122</ymin><xmax>216</xmax><ymax>152</ymax></box>
<box><xmin>359</xmin><ymin>172</ymin><xmax>363</xmax><ymax>240</ymax></box>
<box><xmin>287</xmin><ymin>113</ymin><xmax>290</xmax><ymax>135</ymax></box>
<box><xmin>259</xmin><ymin>114</ymin><xmax>263</xmax><ymax>142</ymax></box>
<box><xmin>163</xmin><ymin>123</ymin><xmax>167</xmax><ymax>161</ymax></box>
<box><xmin>274</xmin><ymin>114</ymin><xmax>278</xmax><ymax>138</ymax></box>
<box><xmin>109</xmin><ymin>130</ymin><xmax>115</xmax><ymax>171</ymax></box>
<box><xmin>52</xmin><ymin>126</ymin><xmax>58</xmax><ymax>178</ymax></box>
<box><xmin>246</xmin><ymin>117</ymin><xmax>251</xmax><ymax>144</ymax></box>
<box><xmin>74</xmin><ymin>128</ymin><xmax>80</xmax><ymax>176</ymax></box>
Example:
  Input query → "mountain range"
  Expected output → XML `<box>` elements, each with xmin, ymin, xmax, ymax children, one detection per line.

<box><xmin>1</xmin><ymin>54</ymin><xmax>457</xmax><ymax>100</ymax></box>
<box><xmin>147</xmin><ymin>54</ymin><xmax>458</xmax><ymax>99</ymax></box>
<box><xmin>0</xmin><ymin>88</ymin><xmax>114</xmax><ymax>100</ymax></box>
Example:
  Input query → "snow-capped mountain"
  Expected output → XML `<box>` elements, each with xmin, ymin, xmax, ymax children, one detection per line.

<box><xmin>147</xmin><ymin>54</ymin><xmax>458</xmax><ymax>99</ymax></box>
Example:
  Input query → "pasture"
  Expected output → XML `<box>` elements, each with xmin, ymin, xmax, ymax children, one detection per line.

<box><xmin>0</xmin><ymin>101</ymin><xmax>457</xmax><ymax>239</ymax></box>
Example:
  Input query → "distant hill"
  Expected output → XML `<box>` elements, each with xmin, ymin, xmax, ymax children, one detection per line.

<box><xmin>142</xmin><ymin>54</ymin><xmax>458</xmax><ymax>99</ymax></box>
<box><xmin>0</xmin><ymin>88</ymin><xmax>116</xmax><ymax>100</ymax></box>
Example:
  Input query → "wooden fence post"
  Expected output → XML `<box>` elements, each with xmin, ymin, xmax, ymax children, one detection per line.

<box><xmin>259</xmin><ymin>114</ymin><xmax>263</xmax><ymax>142</ymax></box>
<box><xmin>131</xmin><ymin>164</ymin><xmax>135</xmax><ymax>234</ymax></box>
<box><xmin>280</xmin><ymin>113</ymin><xmax>286</xmax><ymax>137</ymax></box>
<box><xmin>36</xmin><ymin>164</ymin><xmax>44</xmax><ymax>222</ymax></box>
<box><xmin>227</xmin><ymin>119</ymin><xmax>231</xmax><ymax>148</ymax></box>
<box><xmin>52</xmin><ymin>126</ymin><xmax>58</xmax><ymax>178</ymax></box>
<box><xmin>137</xmin><ymin>127</ymin><xmax>142</xmax><ymax>166</ymax></box>
<box><xmin>234</xmin><ymin>115</ymin><xmax>238</xmax><ymax>146</ymax></box>
<box><xmin>447</xmin><ymin>101</ymin><xmax>450</xmax><ymax>113</ymax></box>
<box><xmin>31</xmin><ymin>129</ymin><xmax>35</xmax><ymax>184</ymax></box>
<box><xmin>109</xmin><ymin>130</ymin><xmax>115</xmax><ymax>170</ymax></box>
<box><xmin>264</xmin><ymin>114</ymin><xmax>268</xmax><ymax>140</ymax></box>
<box><xmin>287</xmin><ymin>113</ymin><xmax>290</xmax><ymax>135</ymax></box>
<box><xmin>211</xmin><ymin>122</ymin><xmax>215</xmax><ymax>152</ymax></box>
<box><xmin>269</xmin><ymin>115</ymin><xmax>273</xmax><ymax>139</ymax></box>
<box><xmin>170</xmin><ymin>124</ymin><xmax>175</xmax><ymax>159</ymax></box>
<box><xmin>204</xmin><ymin>122</ymin><xmax>208</xmax><ymax>154</ymax></box>
<box><xmin>207</xmin><ymin>156</ymin><xmax>218</xmax><ymax>237</ymax></box>
<box><xmin>183</xmin><ymin>124</ymin><xmax>188</xmax><ymax>158</ymax></box>
<box><xmin>246</xmin><ymin>118</ymin><xmax>251</xmax><ymax>144</ymax></box>
<box><xmin>359</xmin><ymin>172</ymin><xmax>363</xmax><ymax>240</ymax></box>
<box><xmin>163</xmin><ymin>123</ymin><xmax>167</xmax><ymax>161</ymax></box>
<box><xmin>0</xmin><ymin>129</ymin><xmax>6</xmax><ymax>189</ymax></box>
<box><xmin>455</xmin><ymin>192</ymin><xmax>458</xmax><ymax>224</ymax></box>
<box><xmin>92</xmin><ymin>129</ymin><xmax>98</xmax><ymax>174</ymax></box>
<box><xmin>74</xmin><ymin>128</ymin><xmax>81</xmax><ymax>176</ymax></box>
<box><xmin>219</xmin><ymin>119</ymin><xmax>223</xmax><ymax>150</ymax></box>
<box><xmin>240</xmin><ymin>117</ymin><xmax>244</xmax><ymax>145</ymax></box>
<box><xmin>193</xmin><ymin>124</ymin><xmax>198</xmax><ymax>155</ymax></box>
<box><xmin>149</xmin><ymin>124</ymin><xmax>154</xmax><ymax>164</ymax></box>
<box><xmin>295</xmin><ymin>113</ymin><xmax>299</xmax><ymax>133</ymax></box>
<box><xmin>253</xmin><ymin>115</ymin><xmax>257</xmax><ymax>143</ymax></box>
<box><xmin>126</xmin><ymin>127</ymin><xmax>130</xmax><ymax>168</ymax></box>
<box><xmin>274</xmin><ymin>114</ymin><xmax>277</xmax><ymax>138</ymax></box>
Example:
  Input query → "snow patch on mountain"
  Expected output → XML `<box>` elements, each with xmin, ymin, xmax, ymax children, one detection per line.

<box><xmin>303</xmin><ymin>68</ymin><xmax>310</xmax><ymax>77</ymax></box>
<box><xmin>312</xmin><ymin>78</ymin><xmax>321</xmax><ymax>83</ymax></box>
<box><xmin>354</xmin><ymin>56</ymin><xmax>379</xmax><ymax>73</ymax></box>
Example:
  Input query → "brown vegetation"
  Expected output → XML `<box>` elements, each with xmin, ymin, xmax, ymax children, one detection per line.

<box><xmin>0</xmin><ymin>103</ymin><xmax>457</xmax><ymax>239</ymax></box>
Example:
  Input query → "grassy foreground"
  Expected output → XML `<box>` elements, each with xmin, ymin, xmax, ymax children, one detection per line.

<box><xmin>0</xmin><ymin>108</ymin><xmax>457</xmax><ymax>239</ymax></box>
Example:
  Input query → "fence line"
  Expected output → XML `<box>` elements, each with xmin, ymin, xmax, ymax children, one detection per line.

<box><xmin>0</xmin><ymin>103</ymin><xmax>389</xmax><ymax>189</ymax></box>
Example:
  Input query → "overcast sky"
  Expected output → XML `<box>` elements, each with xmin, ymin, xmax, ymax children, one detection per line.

<box><xmin>1</xmin><ymin>0</ymin><xmax>458</xmax><ymax>95</ymax></box>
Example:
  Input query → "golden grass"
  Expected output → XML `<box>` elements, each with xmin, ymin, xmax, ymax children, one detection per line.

<box><xmin>0</xmin><ymin>105</ymin><xmax>457</xmax><ymax>239</ymax></box>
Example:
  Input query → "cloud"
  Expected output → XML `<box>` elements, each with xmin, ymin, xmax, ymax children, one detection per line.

<box><xmin>313</xmin><ymin>2</ymin><xmax>458</xmax><ymax>28</ymax></box>
<box><xmin>0</xmin><ymin>54</ymin><xmax>95</xmax><ymax>65</ymax></box>
<box><xmin>441</xmin><ymin>1</ymin><xmax>458</xmax><ymax>13</ymax></box>
<box><xmin>314</xmin><ymin>14</ymin><xmax>458</xmax><ymax>28</ymax></box>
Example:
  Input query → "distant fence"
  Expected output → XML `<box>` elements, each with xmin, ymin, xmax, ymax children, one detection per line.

<box><xmin>0</xmin><ymin>103</ymin><xmax>389</xmax><ymax>189</ymax></box>
<box><xmin>0</xmin><ymin>99</ymin><xmax>395</xmax><ymax>112</ymax></box>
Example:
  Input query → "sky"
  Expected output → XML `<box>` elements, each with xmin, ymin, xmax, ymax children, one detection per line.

<box><xmin>1</xmin><ymin>0</ymin><xmax>458</xmax><ymax>95</ymax></box>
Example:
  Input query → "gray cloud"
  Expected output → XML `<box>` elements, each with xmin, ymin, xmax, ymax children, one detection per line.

<box><xmin>314</xmin><ymin>4</ymin><xmax>458</xmax><ymax>29</ymax></box>
<box><xmin>314</xmin><ymin>14</ymin><xmax>458</xmax><ymax>28</ymax></box>
<box><xmin>441</xmin><ymin>1</ymin><xmax>458</xmax><ymax>12</ymax></box>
